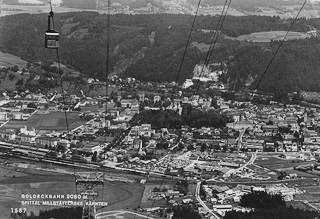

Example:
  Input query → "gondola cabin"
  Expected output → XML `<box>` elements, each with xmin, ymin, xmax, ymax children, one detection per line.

<box><xmin>45</xmin><ymin>30</ymin><xmax>59</xmax><ymax>49</ymax></box>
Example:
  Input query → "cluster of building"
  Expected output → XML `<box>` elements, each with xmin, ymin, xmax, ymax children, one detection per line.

<box><xmin>201</xmin><ymin>183</ymin><xmax>304</xmax><ymax>217</ymax></box>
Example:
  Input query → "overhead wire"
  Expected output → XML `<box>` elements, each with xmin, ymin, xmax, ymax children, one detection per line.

<box><xmin>48</xmin><ymin>0</ymin><xmax>73</xmax><ymax>214</ymax></box>
<box><xmin>146</xmin><ymin>176</ymin><xmax>166</xmax><ymax>219</ymax></box>
<box><xmin>193</xmin><ymin>0</ymin><xmax>231</xmax><ymax>96</ymax></box>
<box><xmin>48</xmin><ymin>0</ymin><xmax>70</xmax><ymax>134</ymax></box>
<box><xmin>100</xmin><ymin>0</ymin><xmax>110</xmax><ymax>214</ymax></box>
<box><xmin>161</xmin><ymin>0</ymin><xmax>202</xmax><ymax>128</ymax></box>
<box><xmin>104</xmin><ymin>0</ymin><xmax>111</xmax><ymax>143</ymax></box>
<box><xmin>253</xmin><ymin>0</ymin><xmax>307</xmax><ymax>91</ymax></box>
<box><xmin>201</xmin><ymin>0</ymin><xmax>229</xmax><ymax>71</ymax></box>
<box><xmin>153</xmin><ymin>3</ymin><xmax>204</xmax><ymax>217</ymax></box>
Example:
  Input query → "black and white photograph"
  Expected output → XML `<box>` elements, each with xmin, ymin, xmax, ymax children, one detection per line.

<box><xmin>1</xmin><ymin>0</ymin><xmax>320</xmax><ymax>218</ymax></box>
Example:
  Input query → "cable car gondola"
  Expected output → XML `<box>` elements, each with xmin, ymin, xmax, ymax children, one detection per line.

<box><xmin>45</xmin><ymin>11</ymin><xmax>59</xmax><ymax>49</ymax></box>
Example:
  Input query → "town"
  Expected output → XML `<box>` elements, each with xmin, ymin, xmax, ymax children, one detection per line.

<box><xmin>1</xmin><ymin>61</ymin><xmax>320</xmax><ymax>219</ymax></box>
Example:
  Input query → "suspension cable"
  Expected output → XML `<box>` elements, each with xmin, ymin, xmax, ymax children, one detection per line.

<box><xmin>254</xmin><ymin>0</ymin><xmax>307</xmax><ymax>91</ymax></box>
<box><xmin>146</xmin><ymin>176</ymin><xmax>165</xmax><ymax>219</ymax></box>
<box><xmin>162</xmin><ymin>0</ymin><xmax>202</xmax><ymax>128</ymax></box>
<box><xmin>56</xmin><ymin>49</ymin><xmax>70</xmax><ymax>134</ymax></box>
<box><xmin>193</xmin><ymin>0</ymin><xmax>231</xmax><ymax>96</ymax></box>
<box><xmin>48</xmin><ymin>0</ymin><xmax>70</xmax><ymax>134</ymax></box>
<box><xmin>104</xmin><ymin>0</ymin><xmax>111</xmax><ymax>144</ymax></box>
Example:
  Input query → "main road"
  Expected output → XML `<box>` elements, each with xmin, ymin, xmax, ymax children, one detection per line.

<box><xmin>195</xmin><ymin>181</ymin><xmax>221</xmax><ymax>219</ymax></box>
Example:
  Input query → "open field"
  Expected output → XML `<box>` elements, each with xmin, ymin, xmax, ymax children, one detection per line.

<box><xmin>286</xmin><ymin>201</ymin><xmax>315</xmax><ymax>211</ymax></box>
<box><xmin>0</xmin><ymin>4</ymin><xmax>88</xmax><ymax>17</ymax></box>
<box><xmin>286</xmin><ymin>169</ymin><xmax>318</xmax><ymax>178</ymax></box>
<box><xmin>256</xmin><ymin>155</ymin><xmax>315</xmax><ymax>171</ymax></box>
<box><xmin>190</xmin><ymin>42</ymin><xmax>211</xmax><ymax>53</ymax></box>
<box><xmin>261</xmin><ymin>161</ymin><xmax>315</xmax><ymax>171</ymax></box>
<box><xmin>0</xmin><ymin>51</ymin><xmax>28</xmax><ymax>70</ymax></box>
<box><xmin>96</xmin><ymin>211</ymin><xmax>154</xmax><ymax>219</ymax></box>
<box><xmin>2</xmin><ymin>111</ymin><xmax>86</xmax><ymax>131</ymax></box>
<box><xmin>255</xmin><ymin>156</ymin><xmax>289</xmax><ymax>165</ymax></box>
<box><xmin>233</xmin><ymin>31</ymin><xmax>311</xmax><ymax>42</ymax></box>
<box><xmin>0</xmin><ymin>163</ymin><xmax>145</xmax><ymax>219</ymax></box>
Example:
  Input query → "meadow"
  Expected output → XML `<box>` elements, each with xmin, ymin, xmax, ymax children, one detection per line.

<box><xmin>0</xmin><ymin>51</ymin><xmax>27</xmax><ymax>70</ymax></box>
<box><xmin>0</xmin><ymin>161</ymin><xmax>145</xmax><ymax>219</ymax></box>
<box><xmin>3</xmin><ymin>111</ymin><xmax>86</xmax><ymax>131</ymax></box>
<box><xmin>235</xmin><ymin>31</ymin><xmax>310</xmax><ymax>42</ymax></box>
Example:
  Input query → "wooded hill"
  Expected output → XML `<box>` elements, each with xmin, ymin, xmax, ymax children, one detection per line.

<box><xmin>2</xmin><ymin>12</ymin><xmax>320</xmax><ymax>92</ymax></box>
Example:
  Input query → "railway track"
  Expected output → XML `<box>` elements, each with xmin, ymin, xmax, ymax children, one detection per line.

<box><xmin>0</xmin><ymin>142</ymin><xmax>179</xmax><ymax>183</ymax></box>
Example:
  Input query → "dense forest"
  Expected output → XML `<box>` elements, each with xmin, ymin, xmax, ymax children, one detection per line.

<box><xmin>225</xmin><ymin>206</ymin><xmax>319</xmax><ymax>219</ymax></box>
<box><xmin>134</xmin><ymin>108</ymin><xmax>227</xmax><ymax>129</ymax></box>
<box><xmin>224</xmin><ymin>191</ymin><xmax>319</xmax><ymax>219</ymax></box>
<box><xmin>186</xmin><ymin>0</ymin><xmax>316</xmax><ymax>11</ymax></box>
<box><xmin>172</xmin><ymin>205</ymin><xmax>202</xmax><ymax>219</ymax></box>
<box><xmin>2</xmin><ymin>12</ymin><xmax>320</xmax><ymax>92</ymax></box>
<box><xmin>61</xmin><ymin>0</ymin><xmax>163</xmax><ymax>10</ymax></box>
<box><xmin>240</xmin><ymin>191</ymin><xmax>285</xmax><ymax>208</ymax></box>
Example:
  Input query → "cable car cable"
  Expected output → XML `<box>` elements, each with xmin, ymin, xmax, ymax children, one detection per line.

<box><xmin>56</xmin><ymin>49</ymin><xmax>70</xmax><ymax>134</ymax></box>
<box><xmin>254</xmin><ymin>0</ymin><xmax>306</xmax><ymax>91</ymax></box>
<box><xmin>193</xmin><ymin>0</ymin><xmax>231</xmax><ymax>96</ymax></box>
<box><xmin>104</xmin><ymin>0</ymin><xmax>111</xmax><ymax>144</ymax></box>
<box><xmin>161</xmin><ymin>0</ymin><xmax>202</xmax><ymax>128</ymax></box>
<box><xmin>146</xmin><ymin>175</ymin><xmax>165</xmax><ymax>219</ymax></box>
<box><xmin>200</xmin><ymin>0</ymin><xmax>229</xmax><ymax>73</ymax></box>
<box><xmin>46</xmin><ymin>0</ymin><xmax>70</xmax><ymax>134</ymax></box>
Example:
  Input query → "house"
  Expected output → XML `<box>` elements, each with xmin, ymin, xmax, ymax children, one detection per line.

<box><xmin>10</xmin><ymin>112</ymin><xmax>23</xmax><ymax>120</ymax></box>
<box><xmin>20</xmin><ymin>133</ymin><xmax>36</xmax><ymax>143</ymax></box>
<box><xmin>120</xmin><ymin>99</ymin><xmax>139</xmax><ymax>108</ymax></box>
<box><xmin>20</xmin><ymin>126</ymin><xmax>36</xmax><ymax>136</ymax></box>
<box><xmin>220</xmin><ymin>162</ymin><xmax>240</xmax><ymax>168</ymax></box>
<box><xmin>261</xmin><ymin>125</ymin><xmax>278</xmax><ymax>135</ymax></box>
<box><xmin>133</xmin><ymin>138</ymin><xmax>143</xmax><ymax>150</ymax></box>
<box><xmin>139</xmin><ymin>124</ymin><xmax>155</xmax><ymax>137</ymax></box>
<box><xmin>130</xmin><ymin>124</ymin><xmax>155</xmax><ymax>138</ymax></box>
<box><xmin>78</xmin><ymin>141</ymin><xmax>103</xmax><ymax>154</ymax></box>
<box><xmin>59</xmin><ymin>139</ymin><xmax>71</xmax><ymax>150</ymax></box>
<box><xmin>0</xmin><ymin>112</ymin><xmax>7</xmax><ymax>120</ymax></box>
<box><xmin>154</xmin><ymin>95</ymin><xmax>161</xmax><ymax>103</ymax></box>
<box><xmin>246</xmin><ymin>145</ymin><xmax>264</xmax><ymax>152</ymax></box>
<box><xmin>165</xmin><ymin>190</ymin><xmax>181</xmax><ymax>197</ymax></box>
<box><xmin>48</xmin><ymin>103</ymin><xmax>59</xmax><ymax>111</ymax></box>
<box><xmin>106</xmin><ymin>109</ymin><xmax>120</xmax><ymax>117</ymax></box>
<box><xmin>36</xmin><ymin>136</ymin><xmax>59</xmax><ymax>147</ymax></box>
<box><xmin>0</xmin><ymin>129</ymin><xmax>16</xmax><ymax>140</ymax></box>
<box><xmin>284</xmin><ymin>141</ymin><xmax>298</xmax><ymax>152</ymax></box>
<box><xmin>85</xmin><ymin>97</ymin><xmax>99</xmax><ymax>105</ymax></box>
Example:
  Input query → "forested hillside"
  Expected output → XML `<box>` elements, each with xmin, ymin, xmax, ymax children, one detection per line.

<box><xmin>1</xmin><ymin>12</ymin><xmax>320</xmax><ymax>92</ymax></box>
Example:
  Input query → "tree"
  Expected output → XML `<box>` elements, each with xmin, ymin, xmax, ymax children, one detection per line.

<box><xmin>224</xmin><ymin>205</ymin><xmax>318</xmax><ymax>219</ymax></box>
<box><xmin>16</xmin><ymin>78</ymin><xmax>24</xmax><ymax>86</ymax></box>
<box><xmin>240</xmin><ymin>191</ymin><xmax>285</xmax><ymax>209</ymax></box>
<box><xmin>178</xmin><ymin>142</ymin><xmax>184</xmax><ymax>150</ymax></box>
<box><xmin>200</xmin><ymin>143</ymin><xmax>207</xmax><ymax>152</ymax></box>
<box><xmin>266</xmin><ymin>120</ymin><xmax>274</xmax><ymax>125</ymax></box>
<box><xmin>56</xmin><ymin>144</ymin><xmax>66</xmax><ymax>153</ymax></box>
<box><xmin>214</xmin><ymin>144</ymin><xmax>221</xmax><ymax>151</ymax></box>
<box><xmin>91</xmin><ymin>151</ymin><xmax>98</xmax><ymax>162</ymax></box>
<box><xmin>27</xmin><ymin>102</ymin><xmax>37</xmax><ymax>108</ymax></box>
<box><xmin>172</xmin><ymin>205</ymin><xmax>201</xmax><ymax>219</ymax></box>
<box><xmin>12</xmin><ymin>65</ymin><xmax>19</xmax><ymax>72</ymax></box>
<box><xmin>187</xmin><ymin>144</ymin><xmax>195</xmax><ymax>151</ymax></box>
<box><xmin>8</xmin><ymin>73</ymin><xmax>15</xmax><ymax>80</ymax></box>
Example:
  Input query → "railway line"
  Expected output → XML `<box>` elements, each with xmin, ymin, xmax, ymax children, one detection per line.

<box><xmin>0</xmin><ymin>141</ymin><xmax>179</xmax><ymax>184</ymax></box>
